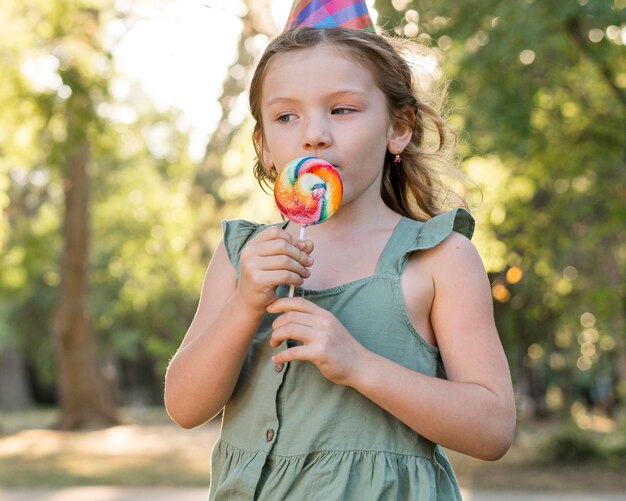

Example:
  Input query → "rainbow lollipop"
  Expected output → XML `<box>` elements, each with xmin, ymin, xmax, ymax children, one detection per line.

<box><xmin>274</xmin><ymin>156</ymin><xmax>343</xmax><ymax>295</ymax></box>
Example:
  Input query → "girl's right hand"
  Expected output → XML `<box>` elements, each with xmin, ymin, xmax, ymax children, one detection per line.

<box><xmin>237</xmin><ymin>225</ymin><xmax>314</xmax><ymax>312</ymax></box>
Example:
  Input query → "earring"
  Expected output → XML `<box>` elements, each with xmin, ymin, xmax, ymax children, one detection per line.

<box><xmin>394</xmin><ymin>153</ymin><xmax>402</xmax><ymax>164</ymax></box>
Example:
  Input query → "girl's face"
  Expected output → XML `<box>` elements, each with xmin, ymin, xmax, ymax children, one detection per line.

<box><xmin>259</xmin><ymin>45</ymin><xmax>409</xmax><ymax>208</ymax></box>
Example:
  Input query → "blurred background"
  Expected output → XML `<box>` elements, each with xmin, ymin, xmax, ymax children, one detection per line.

<box><xmin>0</xmin><ymin>0</ymin><xmax>625</xmax><ymax>495</ymax></box>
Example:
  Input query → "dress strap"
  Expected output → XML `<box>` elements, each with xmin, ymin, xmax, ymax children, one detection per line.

<box><xmin>375</xmin><ymin>208</ymin><xmax>475</xmax><ymax>276</ymax></box>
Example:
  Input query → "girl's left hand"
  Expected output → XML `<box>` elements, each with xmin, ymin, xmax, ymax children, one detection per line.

<box><xmin>267</xmin><ymin>297</ymin><xmax>366</xmax><ymax>386</ymax></box>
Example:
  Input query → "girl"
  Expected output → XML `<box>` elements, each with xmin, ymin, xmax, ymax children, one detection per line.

<box><xmin>165</xmin><ymin>5</ymin><xmax>516</xmax><ymax>499</ymax></box>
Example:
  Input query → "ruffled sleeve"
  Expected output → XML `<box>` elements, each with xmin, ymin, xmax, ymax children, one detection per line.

<box><xmin>221</xmin><ymin>219</ymin><xmax>262</xmax><ymax>279</ymax></box>
<box><xmin>411</xmin><ymin>207</ymin><xmax>474</xmax><ymax>251</ymax></box>
<box><xmin>378</xmin><ymin>208</ymin><xmax>475</xmax><ymax>276</ymax></box>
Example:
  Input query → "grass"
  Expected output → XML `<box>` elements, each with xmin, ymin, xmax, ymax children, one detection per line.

<box><xmin>1</xmin><ymin>407</ymin><xmax>626</xmax><ymax>491</ymax></box>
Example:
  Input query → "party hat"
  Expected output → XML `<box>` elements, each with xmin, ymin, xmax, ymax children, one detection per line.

<box><xmin>284</xmin><ymin>0</ymin><xmax>375</xmax><ymax>32</ymax></box>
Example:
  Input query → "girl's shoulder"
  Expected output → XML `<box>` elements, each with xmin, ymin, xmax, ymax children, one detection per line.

<box><xmin>407</xmin><ymin>209</ymin><xmax>485</xmax><ymax>288</ymax></box>
<box><xmin>391</xmin><ymin>207</ymin><xmax>474</xmax><ymax>263</ymax></box>
<box><xmin>412</xmin><ymin>208</ymin><xmax>474</xmax><ymax>250</ymax></box>
<box><xmin>403</xmin><ymin>208</ymin><xmax>480</xmax><ymax>278</ymax></box>
<box><xmin>379</xmin><ymin>208</ymin><xmax>475</xmax><ymax>278</ymax></box>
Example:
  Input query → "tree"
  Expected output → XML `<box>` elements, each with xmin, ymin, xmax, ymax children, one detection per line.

<box><xmin>1</xmin><ymin>0</ymin><xmax>211</xmax><ymax>421</ymax></box>
<box><xmin>38</xmin><ymin>3</ymin><xmax>123</xmax><ymax>429</ymax></box>
<box><xmin>53</xmin><ymin>64</ymin><xmax>120</xmax><ymax>428</ymax></box>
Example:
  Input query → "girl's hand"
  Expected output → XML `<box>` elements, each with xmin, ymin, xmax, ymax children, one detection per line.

<box><xmin>238</xmin><ymin>226</ymin><xmax>314</xmax><ymax>312</ymax></box>
<box><xmin>267</xmin><ymin>297</ymin><xmax>366</xmax><ymax>386</ymax></box>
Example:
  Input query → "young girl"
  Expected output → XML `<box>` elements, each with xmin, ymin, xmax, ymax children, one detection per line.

<box><xmin>165</xmin><ymin>4</ymin><xmax>516</xmax><ymax>499</ymax></box>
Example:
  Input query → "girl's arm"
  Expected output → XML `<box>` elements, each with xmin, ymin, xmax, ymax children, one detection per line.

<box><xmin>165</xmin><ymin>227</ymin><xmax>313</xmax><ymax>429</ymax></box>
<box><xmin>164</xmin><ymin>240</ymin><xmax>262</xmax><ymax>428</ymax></box>
<box><xmin>269</xmin><ymin>232</ymin><xmax>516</xmax><ymax>460</ymax></box>
<box><xmin>355</xmin><ymin>232</ymin><xmax>516</xmax><ymax>460</ymax></box>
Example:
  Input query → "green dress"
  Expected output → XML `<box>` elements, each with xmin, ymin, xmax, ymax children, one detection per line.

<box><xmin>210</xmin><ymin>208</ymin><xmax>474</xmax><ymax>500</ymax></box>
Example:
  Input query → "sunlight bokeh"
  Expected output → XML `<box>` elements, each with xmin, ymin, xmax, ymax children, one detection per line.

<box><xmin>113</xmin><ymin>0</ymin><xmax>244</xmax><ymax>160</ymax></box>
<box><xmin>112</xmin><ymin>0</ymin><xmax>376</xmax><ymax>160</ymax></box>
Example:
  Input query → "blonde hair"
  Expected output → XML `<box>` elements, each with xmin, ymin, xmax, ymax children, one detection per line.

<box><xmin>248</xmin><ymin>27</ymin><xmax>468</xmax><ymax>220</ymax></box>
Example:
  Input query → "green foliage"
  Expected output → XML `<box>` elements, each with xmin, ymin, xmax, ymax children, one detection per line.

<box><xmin>538</xmin><ymin>425</ymin><xmax>604</xmax><ymax>464</ymax></box>
<box><xmin>0</xmin><ymin>0</ymin><xmax>209</xmax><ymax>401</ymax></box>
<box><xmin>537</xmin><ymin>423</ymin><xmax>626</xmax><ymax>468</ymax></box>
<box><xmin>90</xmin><ymin>131</ymin><xmax>204</xmax><ymax>371</ymax></box>
<box><xmin>2</xmin><ymin>0</ymin><xmax>624</xmax><ymax>410</ymax></box>
<box><xmin>375</xmin><ymin>0</ymin><xmax>626</xmax><ymax>414</ymax></box>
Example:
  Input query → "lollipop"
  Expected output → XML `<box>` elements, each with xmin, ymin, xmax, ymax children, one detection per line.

<box><xmin>274</xmin><ymin>156</ymin><xmax>343</xmax><ymax>296</ymax></box>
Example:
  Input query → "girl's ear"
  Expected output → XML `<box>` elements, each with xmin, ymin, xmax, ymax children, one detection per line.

<box><xmin>387</xmin><ymin>106</ymin><xmax>415</xmax><ymax>153</ymax></box>
<box><xmin>254</xmin><ymin>128</ymin><xmax>274</xmax><ymax>172</ymax></box>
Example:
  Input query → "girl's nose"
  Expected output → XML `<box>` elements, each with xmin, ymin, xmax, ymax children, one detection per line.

<box><xmin>303</xmin><ymin>117</ymin><xmax>331</xmax><ymax>151</ymax></box>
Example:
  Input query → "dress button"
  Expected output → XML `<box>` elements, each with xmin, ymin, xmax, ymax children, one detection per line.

<box><xmin>274</xmin><ymin>362</ymin><xmax>285</xmax><ymax>373</ymax></box>
<box><xmin>266</xmin><ymin>428</ymin><xmax>275</xmax><ymax>441</ymax></box>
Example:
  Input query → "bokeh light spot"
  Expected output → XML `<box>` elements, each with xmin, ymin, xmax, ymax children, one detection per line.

<box><xmin>519</xmin><ymin>49</ymin><xmax>535</xmax><ymax>65</ymax></box>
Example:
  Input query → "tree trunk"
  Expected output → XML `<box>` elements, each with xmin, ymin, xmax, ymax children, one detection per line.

<box><xmin>52</xmin><ymin>111</ymin><xmax>119</xmax><ymax>430</ymax></box>
<box><xmin>0</xmin><ymin>343</ymin><xmax>34</xmax><ymax>412</ymax></box>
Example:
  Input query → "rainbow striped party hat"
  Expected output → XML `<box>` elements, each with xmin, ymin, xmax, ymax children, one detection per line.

<box><xmin>284</xmin><ymin>0</ymin><xmax>375</xmax><ymax>32</ymax></box>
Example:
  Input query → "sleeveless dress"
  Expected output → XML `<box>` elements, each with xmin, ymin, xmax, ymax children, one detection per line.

<box><xmin>209</xmin><ymin>208</ymin><xmax>475</xmax><ymax>500</ymax></box>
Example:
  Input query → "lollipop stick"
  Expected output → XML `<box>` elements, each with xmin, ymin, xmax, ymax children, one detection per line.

<box><xmin>288</xmin><ymin>225</ymin><xmax>307</xmax><ymax>298</ymax></box>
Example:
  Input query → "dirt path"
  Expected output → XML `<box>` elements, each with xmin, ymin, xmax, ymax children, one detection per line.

<box><xmin>1</xmin><ymin>487</ymin><xmax>625</xmax><ymax>501</ymax></box>
<box><xmin>1</xmin><ymin>410</ymin><xmax>625</xmax><ymax>493</ymax></box>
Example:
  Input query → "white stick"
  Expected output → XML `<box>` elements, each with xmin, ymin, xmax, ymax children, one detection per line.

<box><xmin>288</xmin><ymin>225</ymin><xmax>307</xmax><ymax>298</ymax></box>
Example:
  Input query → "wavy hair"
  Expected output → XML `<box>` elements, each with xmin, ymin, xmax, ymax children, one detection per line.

<box><xmin>248</xmin><ymin>27</ymin><xmax>468</xmax><ymax>220</ymax></box>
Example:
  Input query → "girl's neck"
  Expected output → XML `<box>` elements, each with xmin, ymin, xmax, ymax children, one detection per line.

<box><xmin>287</xmin><ymin>194</ymin><xmax>401</xmax><ymax>240</ymax></box>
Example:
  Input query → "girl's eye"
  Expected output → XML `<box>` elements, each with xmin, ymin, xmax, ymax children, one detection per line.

<box><xmin>331</xmin><ymin>107</ymin><xmax>354</xmax><ymax>116</ymax></box>
<box><xmin>277</xmin><ymin>113</ymin><xmax>296</xmax><ymax>123</ymax></box>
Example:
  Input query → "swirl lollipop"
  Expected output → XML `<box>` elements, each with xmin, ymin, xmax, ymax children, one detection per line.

<box><xmin>274</xmin><ymin>156</ymin><xmax>343</xmax><ymax>296</ymax></box>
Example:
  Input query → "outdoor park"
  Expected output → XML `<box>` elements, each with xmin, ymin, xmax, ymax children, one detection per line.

<box><xmin>1</xmin><ymin>0</ymin><xmax>625</xmax><ymax>499</ymax></box>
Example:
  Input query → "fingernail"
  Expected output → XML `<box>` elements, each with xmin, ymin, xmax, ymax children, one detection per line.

<box><xmin>297</xmin><ymin>241</ymin><xmax>306</xmax><ymax>250</ymax></box>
